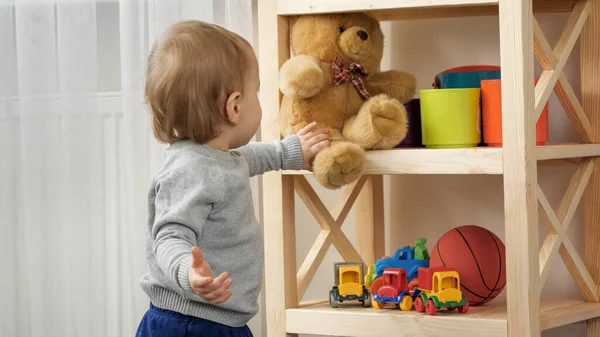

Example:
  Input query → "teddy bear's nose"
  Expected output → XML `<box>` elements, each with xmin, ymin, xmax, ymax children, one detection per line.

<box><xmin>357</xmin><ymin>30</ymin><xmax>368</xmax><ymax>41</ymax></box>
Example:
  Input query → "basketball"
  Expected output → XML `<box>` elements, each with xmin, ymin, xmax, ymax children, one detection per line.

<box><xmin>429</xmin><ymin>225</ymin><xmax>506</xmax><ymax>306</ymax></box>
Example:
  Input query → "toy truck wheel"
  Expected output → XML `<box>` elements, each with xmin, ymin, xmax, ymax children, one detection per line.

<box><xmin>425</xmin><ymin>299</ymin><xmax>438</xmax><ymax>315</ymax></box>
<box><xmin>414</xmin><ymin>296</ymin><xmax>426</xmax><ymax>313</ymax></box>
<box><xmin>372</xmin><ymin>299</ymin><xmax>385</xmax><ymax>309</ymax></box>
<box><xmin>362</xmin><ymin>291</ymin><xmax>371</xmax><ymax>308</ymax></box>
<box><xmin>458</xmin><ymin>301</ymin><xmax>469</xmax><ymax>314</ymax></box>
<box><xmin>329</xmin><ymin>289</ymin><xmax>339</xmax><ymax>308</ymax></box>
<box><xmin>399</xmin><ymin>295</ymin><xmax>413</xmax><ymax>311</ymax></box>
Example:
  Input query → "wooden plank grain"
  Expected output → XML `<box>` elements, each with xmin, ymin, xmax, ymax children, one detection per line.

<box><xmin>498</xmin><ymin>0</ymin><xmax>541</xmax><ymax>337</ymax></box>
<box><xmin>355</xmin><ymin>176</ymin><xmax>385</xmax><ymax>267</ymax></box>
<box><xmin>276</xmin><ymin>0</ymin><xmax>579</xmax><ymax>20</ymax></box>
<box><xmin>277</xmin><ymin>0</ymin><xmax>497</xmax><ymax>16</ymax></box>
<box><xmin>258</xmin><ymin>2</ymin><xmax>297</xmax><ymax>336</ymax></box>
<box><xmin>285</xmin><ymin>299</ymin><xmax>600</xmax><ymax>336</ymax></box>
<box><xmin>582</xmin><ymin>1</ymin><xmax>600</xmax><ymax>337</ymax></box>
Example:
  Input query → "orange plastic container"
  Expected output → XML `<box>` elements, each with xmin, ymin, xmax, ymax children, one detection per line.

<box><xmin>481</xmin><ymin>79</ymin><xmax>549</xmax><ymax>146</ymax></box>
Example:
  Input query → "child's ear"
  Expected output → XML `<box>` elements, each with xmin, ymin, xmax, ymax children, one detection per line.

<box><xmin>225</xmin><ymin>91</ymin><xmax>242</xmax><ymax>124</ymax></box>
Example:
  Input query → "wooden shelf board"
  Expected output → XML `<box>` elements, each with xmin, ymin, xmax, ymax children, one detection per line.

<box><xmin>286</xmin><ymin>298</ymin><xmax>600</xmax><ymax>336</ymax></box>
<box><xmin>284</xmin><ymin>147</ymin><xmax>504</xmax><ymax>175</ymax></box>
<box><xmin>282</xmin><ymin>144</ymin><xmax>600</xmax><ymax>176</ymax></box>
<box><xmin>536</xmin><ymin>143</ymin><xmax>600</xmax><ymax>161</ymax></box>
<box><xmin>277</xmin><ymin>0</ymin><xmax>577</xmax><ymax>21</ymax></box>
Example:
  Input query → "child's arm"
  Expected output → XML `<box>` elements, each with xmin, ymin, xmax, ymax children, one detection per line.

<box><xmin>235</xmin><ymin>135</ymin><xmax>302</xmax><ymax>176</ymax></box>
<box><xmin>151</xmin><ymin>165</ymin><xmax>231</xmax><ymax>303</ymax></box>
<box><xmin>236</xmin><ymin>122</ymin><xmax>330</xmax><ymax>176</ymax></box>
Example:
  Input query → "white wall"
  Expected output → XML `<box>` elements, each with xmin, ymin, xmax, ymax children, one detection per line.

<box><xmin>292</xmin><ymin>13</ymin><xmax>587</xmax><ymax>337</ymax></box>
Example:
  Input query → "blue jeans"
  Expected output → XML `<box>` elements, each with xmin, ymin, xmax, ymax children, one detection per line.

<box><xmin>136</xmin><ymin>303</ymin><xmax>254</xmax><ymax>337</ymax></box>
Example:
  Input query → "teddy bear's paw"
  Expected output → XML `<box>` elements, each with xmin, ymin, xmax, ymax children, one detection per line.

<box><xmin>388</xmin><ymin>70</ymin><xmax>417</xmax><ymax>103</ymax></box>
<box><xmin>366</xmin><ymin>70</ymin><xmax>417</xmax><ymax>103</ymax></box>
<box><xmin>312</xmin><ymin>142</ymin><xmax>364</xmax><ymax>189</ymax></box>
<box><xmin>279</xmin><ymin>55</ymin><xmax>324</xmax><ymax>99</ymax></box>
<box><xmin>369</xmin><ymin>96</ymin><xmax>408</xmax><ymax>147</ymax></box>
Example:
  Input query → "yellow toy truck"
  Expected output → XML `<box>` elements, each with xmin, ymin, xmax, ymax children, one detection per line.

<box><xmin>413</xmin><ymin>267</ymin><xmax>469</xmax><ymax>315</ymax></box>
<box><xmin>329</xmin><ymin>262</ymin><xmax>371</xmax><ymax>308</ymax></box>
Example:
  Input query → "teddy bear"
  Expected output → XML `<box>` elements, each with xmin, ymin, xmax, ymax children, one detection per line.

<box><xmin>278</xmin><ymin>12</ymin><xmax>416</xmax><ymax>189</ymax></box>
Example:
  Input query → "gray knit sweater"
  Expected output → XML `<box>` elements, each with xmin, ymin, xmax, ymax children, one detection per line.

<box><xmin>140</xmin><ymin>135</ymin><xmax>303</xmax><ymax>327</ymax></box>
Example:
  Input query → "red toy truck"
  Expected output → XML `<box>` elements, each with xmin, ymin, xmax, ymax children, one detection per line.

<box><xmin>372</xmin><ymin>268</ymin><xmax>421</xmax><ymax>310</ymax></box>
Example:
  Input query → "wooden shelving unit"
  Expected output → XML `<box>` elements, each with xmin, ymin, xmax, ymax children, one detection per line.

<box><xmin>257</xmin><ymin>0</ymin><xmax>600</xmax><ymax>336</ymax></box>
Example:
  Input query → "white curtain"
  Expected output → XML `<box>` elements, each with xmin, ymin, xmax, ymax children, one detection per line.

<box><xmin>0</xmin><ymin>1</ymin><xmax>258</xmax><ymax>336</ymax></box>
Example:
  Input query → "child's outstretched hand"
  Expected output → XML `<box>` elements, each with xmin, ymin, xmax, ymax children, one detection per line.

<box><xmin>297</xmin><ymin>122</ymin><xmax>330</xmax><ymax>170</ymax></box>
<box><xmin>188</xmin><ymin>246</ymin><xmax>232</xmax><ymax>304</ymax></box>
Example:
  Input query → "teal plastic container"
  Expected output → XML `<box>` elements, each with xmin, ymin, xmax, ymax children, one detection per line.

<box><xmin>436</xmin><ymin>70</ymin><xmax>501</xmax><ymax>89</ymax></box>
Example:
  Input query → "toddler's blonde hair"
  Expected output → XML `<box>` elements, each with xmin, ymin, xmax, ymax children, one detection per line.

<box><xmin>145</xmin><ymin>20</ymin><xmax>254</xmax><ymax>144</ymax></box>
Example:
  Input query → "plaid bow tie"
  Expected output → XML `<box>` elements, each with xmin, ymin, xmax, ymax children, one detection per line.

<box><xmin>331</xmin><ymin>56</ymin><xmax>372</xmax><ymax>100</ymax></box>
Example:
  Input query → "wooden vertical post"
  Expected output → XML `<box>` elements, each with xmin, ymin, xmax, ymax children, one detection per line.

<box><xmin>258</xmin><ymin>2</ymin><xmax>296</xmax><ymax>336</ymax></box>
<box><xmin>355</xmin><ymin>175</ymin><xmax>385</xmax><ymax>266</ymax></box>
<box><xmin>499</xmin><ymin>0</ymin><xmax>540</xmax><ymax>336</ymax></box>
<box><xmin>583</xmin><ymin>1</ymin><xmax>600</xmax><ymax>336</ymax></box>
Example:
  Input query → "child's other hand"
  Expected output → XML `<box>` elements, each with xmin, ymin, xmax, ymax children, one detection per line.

<box><xmin>297</xmin><ymin>122</ymin><xmax>330</xmax><ymax>170</ymax></box>
<box><xmin>188</xmin><ymin>246</ymin><xmax>232</xmax><ymax>304</ymax></box>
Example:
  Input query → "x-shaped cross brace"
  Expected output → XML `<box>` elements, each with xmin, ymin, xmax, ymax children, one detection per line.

<box><xmin>533</xmin><ymin>0</ymin><xmax>593</xmax><ymax>143</ymax></box>
<box><xmin>537</xmin><ymin>158</ymin><xmax>597</xmax><ymax>301</ymax></box>
<box><xmin>533</xmin><ymin>0</ymin><xmax>599</xmax><ymax>301</ymax></box>
<box><xmin>294</xmin><ymin>175</ymin><xmax>368</xmax><ymax>302</ymax></box>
